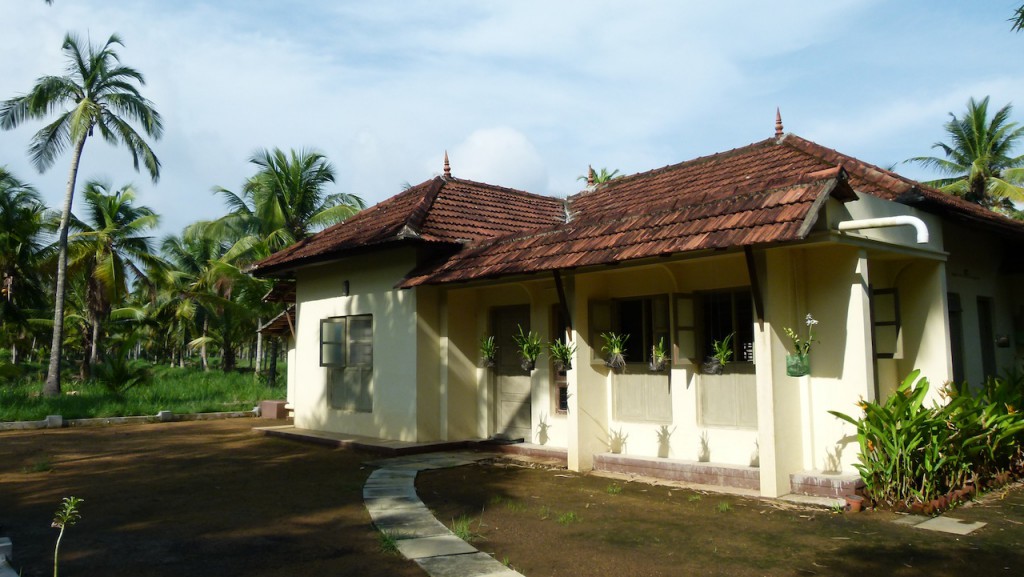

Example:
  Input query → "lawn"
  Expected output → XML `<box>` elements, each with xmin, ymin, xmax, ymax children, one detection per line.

<box><xmin>1</xmin><ymin>420</ymin><xmax>1021</xmax><ymax>577</ymax></box>
<box><xmin>0</xmin><ymin>366</ymin><xmax>285</xmax><ymax>422</ymax></box>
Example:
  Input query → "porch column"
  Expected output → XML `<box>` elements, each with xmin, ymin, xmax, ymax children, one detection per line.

<box><xmin>567</xmin><ymin>275</ymin><xmax>608</xmax><ymax>472</ymax></box>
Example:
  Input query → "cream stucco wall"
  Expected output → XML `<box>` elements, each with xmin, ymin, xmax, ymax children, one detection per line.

<box><xmin>292</xmin><ymin>248</ymin><xmax>421</xmax><ymax>440</ymax></box>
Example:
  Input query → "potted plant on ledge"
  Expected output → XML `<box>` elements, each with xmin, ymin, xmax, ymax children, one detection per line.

<box><xmin>702</xmin><ymin>333</ymin><xmax>733</xmax><ymax>375</ymax></box>
<box><xmin>549</xmin><ymin>338</ymin><xmax>576</xmax><ymax>371</ymax></box>
<box><xmin>783</xmin><ymin>313</ymin><xmax>818</xmax><ymax>377</ymax></box>
<box><xmin>513</xmin><ymin>325</ymin><xmax>542</xmax><ymax>371</ymax></box>
<box><xmin>480</xmin><ymin>335</ymin><xmax>497</xmax><ymax>368</ymax></box>
<box><xmin>649</xmin><ymin>337</ymin><xmax>669</xmax><ymax>372</ymax></box>
<box><xmin>600</xmin><ymin>332</ymin><xmax>629</xmax><ymax>371</ymax></box>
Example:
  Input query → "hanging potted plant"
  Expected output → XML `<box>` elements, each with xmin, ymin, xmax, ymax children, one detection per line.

<box><xmin>648</xmin><ymin>337</ymin><xmax>669</xmax><ymax>372</ymax></box>
<box><xmin>513</xmin><ymin>324</ymin><xmax>542</xmax><ymax>371</ymax></box>
<box><xmin>600</xmin><ymin>332</ymin><xmax>629</xmax><ymax>371</ymax></box>
<box><xmin>783</xmin><ymin>313</ymin><xmax>818</xmax><ymax>377</ymax></box>
<box><xmin>480</xmin><ymin>335</ymin><xmax>497</xmax><ymax>368</ymax></box>
<box><xmin>702</xmin><ymin>333</ymin><xmax>733</xmax><ymax>375</ymax></box>
<box><xmin>549</xmin><ymin>338</ymin><xmax>576</xmax><ymax>371</ymax></box>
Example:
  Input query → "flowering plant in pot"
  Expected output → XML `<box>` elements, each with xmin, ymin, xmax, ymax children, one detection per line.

<box><xmin>783</xmin><ymin>314</ymin><xmax>818</xmax><ymax>377</ymax></box>
<box><xmin>600</xmin><ymin>332</ymin><xmax>629</xmax><ymax>371</ymax></box>
<box><xmin>513</xmin><ymin>324</ymin><xmax>542</xmax><ymax>371</ymax></box>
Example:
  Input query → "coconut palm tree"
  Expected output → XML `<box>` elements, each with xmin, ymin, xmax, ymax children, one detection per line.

<box><xmin>67</xmin><ymin>180</ymin><xmax>161</xmax><ymax>377</ymax></box>
<box><xmin>576</xmin><ymin>166</ymin><xmax>621</xmax><ymax>185</ymax></box>
<box><xmin>1013</xmin><ymin>5</ymin><xmax>1024</xmax><ymax>32</ymax></box>
<box><xmin>210</xmin><ymin>147</ymin><xmax>365</xmax><ymax>259</ymax></box>
<box><xmin>0</xmin><ymin>32</ymin><xmax>162</xmax><ymax>395</ymax></box>
<box><xmin>0</xmin><ymin>168</ymin><xmax>50</xmax><ymax>364</ymax></box>
<box><xmin>905</xmin><ymin>96</ymin><xmax>1024</xmax><ymax>207</ymax></box>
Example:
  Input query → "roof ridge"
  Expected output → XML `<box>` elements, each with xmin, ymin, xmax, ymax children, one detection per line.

<box><xmin>403</xmin><ymin>177</ymin><xmax>446</xmax><ymax>238</ymax></box>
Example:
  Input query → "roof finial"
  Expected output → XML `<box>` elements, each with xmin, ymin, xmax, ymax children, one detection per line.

<box><xmin>775</xmin><ymin>107</ymin><xmax>784</xmax><ymax>138</ymax></box>
<box><xmin>443</xmin><ymin>150</ymin><xmax>451</xmax><ymax>178</ymax></box>
<box><xmin>587</xmin><ymin>164</ymin><xmax>595</xmax><ymax>187</ymax></box>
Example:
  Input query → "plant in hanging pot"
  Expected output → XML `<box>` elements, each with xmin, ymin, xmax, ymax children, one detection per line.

<box><xmin>513</xmin><ymin>324</ymin><xmax>542</xmax><ymax>371</ymax></box>
<box><xmin>783</xmin><ymin>314</ymin><xmax>818</xmax><ymax>377</ymax></box>
<box><xmin>702</xmin><ymin>333</ymin><xmax>733</xmax><ymax>375</ymax></box>
<box><xmin>480</xmin><ymin>335</ymin><xmax>497</xmax><ymax>368</ymax></box>
<box><xmin>600</xmin><ymin>332</ymin><xmax>629</xmax><ymax>371</ymax></box>
<box><xmin>648</xmin><ymin>337</ymin><xmax>669</xmax><ymax>372</ymax></box>
<box><xmin>548</xmin><ymin>338</ymin><xmax>576</xmax><ymax>371</ymax></box>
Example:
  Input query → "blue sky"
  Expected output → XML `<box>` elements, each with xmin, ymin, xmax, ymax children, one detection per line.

<box><xmin>2</xmin><ymin>1</ymin><xmax>1023</xmax><ymax>237</ymax></box>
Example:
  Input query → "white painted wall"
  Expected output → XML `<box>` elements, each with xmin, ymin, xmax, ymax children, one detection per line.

<box><xmin>292</xmin><ymin>248</ymin><xmax>420</xmax><ymax>440</ymax></box>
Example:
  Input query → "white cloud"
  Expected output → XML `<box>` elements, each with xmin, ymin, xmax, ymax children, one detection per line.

<box><xmin>448</xmin><ymin>127</ymin><xmax>548</xmax><ymax>193</ymax></box>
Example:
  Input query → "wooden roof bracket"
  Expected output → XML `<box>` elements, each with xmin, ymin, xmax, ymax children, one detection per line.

<box><xmin>552</xmin><ymin>269</ymin><xmax>574</xmax><ymax>340</ymax></box>
<box><xmin>744</xmin><ymin>246</ymin><xmax>765</xmax><ymax>330</ymax></box>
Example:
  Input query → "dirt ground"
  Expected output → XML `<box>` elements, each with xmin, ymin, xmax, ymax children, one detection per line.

<box><xmin>416</xmin><ymin>461</ymin><xmax>1024</xmax><ymax>577</ymax></box>
<box><xmin>1</xmin><ymin>420</ymin><xmax>1022</xmax><ymax>577</ymax></box>
<box><xmin>0</xmin><ymin>419</ymin><xmax>422</xmax><ymax>577</ymax></box>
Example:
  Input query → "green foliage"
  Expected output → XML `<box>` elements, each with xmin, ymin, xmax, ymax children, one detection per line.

<box><xmin>91</xmin><ymin>338</ymin><xmax>152</xmax><ymax>394</ymax></box>
<box><xmin>716</xmin><ymin>501</ymin><xmax>732</xmax><ymax>513</ymax></box>
<box><xmin>24</xmin><ymin>455</ymin><xmax>53</xmax><ymax>473</ymax></box>
<box><xmin>711</xmin><ymin>333</ymin><xmax>733</xmax><ymax>366</ymax></box>
<box><xmin>783</xmin><ymin>314</ymin><xmax>818</xmax><ymax>356</ymax></box>
<box><xmin>830</xmin><ymin>370</ymin><xmax>1024</xmax><ymax>509</ymax></box>
<box><xmin>605</xmin><ymin>483</ymin><xmax>623</xmax><ymax>495</ymax></box>
<box><xmin>378</xmin><ymin>530</ymin><xmax>399</xmax><ymax>554</ymax></box>
<box><xmin>601</xmin><ymin>332</ymin><xmax>629</xmax><ymax>369</ymax></box>
<box><xmin>52</xmin><ymin>496</ymin><xmax>84</xmax><ymax>577</ymax></box>
<box><xmin>548</xmin><ymin>337</ymin><xmax>576</xmax><ymax>370</ymax></box>
<box><xmin>557</xmin><ymin>511</ymin><xmax>579</xmax><ymax>525</ymax></box>
<box><xmin>0</xmin><ymin>365</ymin><xmax>285</xmax><ymax>422</ymax></box>
<box><xmin>450</xmin><ymin>515</ymin><xmax>481</xmax><ymax>542</ymax></box>
<box><xmin>479</xmin><ymin>335</ymin><xmax>497</xmax><ymax>365</ymax></box>
<box><xmin>650</xmin><ymin>337</ymin><xmax>668</xmax><ymax>366</ymax></box>
<box><xmin>513</xmin><ymin>324</ymin><xmax>542</xmax><ymax>367</ymax></box>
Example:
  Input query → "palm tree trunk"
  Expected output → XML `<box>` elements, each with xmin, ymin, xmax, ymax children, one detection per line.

<box><xmin>201</xmin><ymin>315</ymin><xmax>209</xmax><ymax>372</ymax></box>
<box><xmin>90</xmin><ymin>320</ymin><xmax>100</xmax><ymax>366</ymax></box>
<box><xmin>254</xmin><ymin>321</ymin><xmax>263</xmax><ymax>376</ymax></box>
<box><xmin>268</xmin><ymin>336</ymin><xmax>278</xmax><ymax>388</ymax></box>
<box><xmin>44</xmin><ymin>135</ymin><xmax>88</xmax><ymax>397</ymax></box>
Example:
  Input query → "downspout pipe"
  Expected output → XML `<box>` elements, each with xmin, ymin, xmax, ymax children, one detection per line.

<box><xmin>836</xmin><ymin>216</ymin><xmax>929</xmax><ymax>244</ymax></box>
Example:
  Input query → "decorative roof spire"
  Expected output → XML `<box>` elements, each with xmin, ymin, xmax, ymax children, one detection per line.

<box><xmin>443</xmin><ymin>150</ymin><xmax>451</xmax><ymax>178</ymax></box>
<box><xmin>587</xmin><ymin>164</ymin><xmax>595</xmax><ymax>187</ymax></box>
<box><xmin>775</xmin><ymin>107</ymin><xmax>784</xmax><ymax>138</ymax></box>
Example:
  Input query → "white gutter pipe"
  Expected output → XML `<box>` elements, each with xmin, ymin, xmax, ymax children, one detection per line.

<box><xmin>836</xmin><ymin>215</ymin><xmax>929</xmax><ymax>244</ymax></box>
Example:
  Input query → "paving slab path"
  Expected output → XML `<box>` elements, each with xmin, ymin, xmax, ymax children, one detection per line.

<box><xmin>364</xmin><ymin>452</ymin><xmax>525</xmax><ymax>577</ymax></box>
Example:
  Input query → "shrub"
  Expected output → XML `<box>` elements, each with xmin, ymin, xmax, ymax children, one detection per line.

<box><xmin>831</xmin><ymin>369</ymin><xmax>1024</xmax><ymax>509</ymax></box>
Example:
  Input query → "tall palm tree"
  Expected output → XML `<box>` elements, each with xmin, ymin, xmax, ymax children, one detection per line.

<box><xmin>577</xmin><ymin>166</ymin><xmax>621</xmax><ymax>185</ymax></box>
<box><xmin>211</xmin><ymin>148</ymin><xmax>365</xmax><ymax>259</ymax></box>
<box><xmin>0</xmin><ymin>32</ymin><xmax>162</xmax><ymax>395</ymax></box>
<box><xmin>0</xmin><ymin>168</ymin><xmax>50</xmax><ymax>364</ymax></box>
<box><xmin>67</xmin><ymin>180</ymin><xmax>161</xmax><ymax>377</ymax></box>
<box><xmin>202</xmin><ymin>148</ymin><xmax>363</xmax><ymax>376</ymax></box>
<box><xmin>906</xmin><ymin>96</ymin><xmax>1024</xmax><ymax>207</ymax></box>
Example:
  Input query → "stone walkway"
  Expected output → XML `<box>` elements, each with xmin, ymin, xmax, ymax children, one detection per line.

<box><xmin>364</xmin><ymin>452</ymin><xmax>524</xmax><ymax>577</ymax></box>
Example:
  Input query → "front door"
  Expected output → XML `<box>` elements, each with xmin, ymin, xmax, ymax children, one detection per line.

<box><xmin>492</xmin><ymin>305</ymin><xmax>532</xmax><ymax>441</ymax></box>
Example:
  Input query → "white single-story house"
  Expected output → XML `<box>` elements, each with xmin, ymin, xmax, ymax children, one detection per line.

<box><xmin>252</xmin><ymin>124</ymin><xmax>1024</xmax><ymax>498</ymax></box>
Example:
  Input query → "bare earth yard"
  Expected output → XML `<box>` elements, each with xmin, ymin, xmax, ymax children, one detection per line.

<box><xmin>1</xmin><ymin>419</ymin><xmax>1022</xmax><ymax>577</ymax></box>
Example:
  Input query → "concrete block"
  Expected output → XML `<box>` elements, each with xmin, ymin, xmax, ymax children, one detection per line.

<box><xmin>395</xmin><ymin>535</ymin><xmax>477</xmax><ymax>559</ymax></box>
<box><xmin>45</xmin><ymin>415</ymin><xmax>63</xmax><ymax>428</ymax></box>
<box><xmin>0</xmin><ymin>536</ymin><xmax>11</xmax><ymax>559</ymax></box>
<box><xmin>259</xmin><ymin>400</ymin><xmax>289</xmax><ymax>419</ymax></box>
<box><xmin>157</xmin><ymin>410</ymin><xmax>174</xmax><ymax>422</ymax></box>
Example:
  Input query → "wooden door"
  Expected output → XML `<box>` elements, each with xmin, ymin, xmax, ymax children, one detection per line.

<box><xmin>492</xmin><ymin>305</ymin><xmax>532</xmax><ymax>441</ymax></box>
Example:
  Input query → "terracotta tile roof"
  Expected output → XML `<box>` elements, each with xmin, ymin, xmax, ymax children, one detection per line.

<box><xmin>251</xmin><ymin>177</ymin><xmax>564</xmax><ymax>275</ymax></box>
<box><xmin>253</xmin><ymin>133</ymin><xmax>1024</xmax><ymax>286</ymax></box>
<box><xmin>258</xmin><ymin>305</ymin><xmax>295</xmax><ymax>336</ymax></box>
<box><xmin>399</xmin><ymin>166</ymin><xmax>853</xmax><ymax>287</ymax></box>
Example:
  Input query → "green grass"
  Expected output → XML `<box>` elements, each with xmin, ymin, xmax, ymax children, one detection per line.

<box><xmin>23</xmin><ymin>455</ymin><xmax>53</xmax><ymax>473</ymax></box>
<box><xmin>557</xmin><ymin>511</ymin><xmax>580</xmax><ymax>525</ymax></box>
<box><xmin>450</xmin><ymin>515</ymin><xmax>481</xmax><ymax>542</ymax></box>
<box><xmin>378</xmin><ymin>530</ymin><xmax>400</xmax><ymax>554</ymax></box>
<box><xmin>716</xmin><ymin>501</ymin><xmax>732</xmax><ymax>513</ymax></box>
<box><xmin>605</xmin><ymin>483</ymin><xmax>623</xmax><ymax>495</ymax></box>
<box><xmin>0</xmin><ymin>364</ymin><xmax>286</xmax><ymax>422</ymax></box>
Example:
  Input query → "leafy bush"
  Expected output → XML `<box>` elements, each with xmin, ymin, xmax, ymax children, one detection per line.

<box><xmin>831</xmin><ymin>369</ymin><xmax>1024</xmax><ymax>509</ymax></box>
